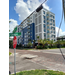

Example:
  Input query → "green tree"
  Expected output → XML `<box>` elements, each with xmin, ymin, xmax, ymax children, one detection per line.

<box><xmin>27</xmin><ymin>41</ymin><xmax>32</xmax><ymax>47</ymax></box>
<box><xmin>50</xmin><ymin>40</ymin><xmax>53</xmax><ymax>47</ymax></box>
<box><xmin>37</xmin><ymin>36</ymin><xmax>39</xmax><ymax>46</ymax></box>
<box><xmin>39</xmin><ymin>39</ymin><xmax>47</xmax><ymax>48</ymax></box>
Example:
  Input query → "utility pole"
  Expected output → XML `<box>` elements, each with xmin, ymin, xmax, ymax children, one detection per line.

<box><xmin>62</xmin><ymin>0</ymin><xmax>65</xmax><ymax>20</ymax></box>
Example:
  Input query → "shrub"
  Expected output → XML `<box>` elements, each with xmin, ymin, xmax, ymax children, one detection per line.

<box><xmin>44</xmin><ymin>45</ymin><xmax>48</xmax><ymax>49</ymax></box>
<box><xmin>36</xmin><ymin>45</ymin><xmax>43</xmax><ymax>49</ymax></box>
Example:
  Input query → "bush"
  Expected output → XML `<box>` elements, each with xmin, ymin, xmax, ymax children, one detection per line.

<box><xmin>48</xmin><ymin>45</ymin><xmax>51</xmax><ymax>48</ymax></box>
<box><xmin>52</xmin><ymin>44</ymin><xmax>57</xmax><ymax>48</ymax></box>
<box><xmin>36</xmin><ymin>45</ymin><xmax>43</xmax><ymax>49</ymax></box>
<box><xmin>44</xmin><ymin>45</ymin><xmax>48</xmax><ymax>49</ymax></box>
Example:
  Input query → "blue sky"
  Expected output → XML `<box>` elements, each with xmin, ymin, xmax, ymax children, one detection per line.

<box><xmin>9</xmin><ymin>0</ymin><xmax>65</xmax><ymax>36</ymax></box>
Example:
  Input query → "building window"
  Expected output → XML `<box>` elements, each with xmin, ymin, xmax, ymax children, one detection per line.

<box><xmin>44</xmin><ymin>29</ymin><xmax>46</xmax><ymax>32</ymax></box>
<box><xmin>51</xmin><ymin>27</ymin><xmax>52</xmax><ymax>29</ymax></box>
<box><xmin>53</xmin><ymin>20</ymin><xmax>55</xmax><ymax>23</ymax></box>
<box><xmin>47</xmin><ymin>35</ymin><xmax>49</xmax><ymax>38</ymax></box>
<box><xmin>47</xmin><ymin>22</ymin><xmax>49</xmax><ymax>25</ymax></box>
<box><xmin>53</xmin><ymin>16</ymin><xmax>54</xmax><ymax>19</ymax></box>
<box><xmin>47</xmin><ymin>26</ymin><xmax>49</xmax><ymax>29</ymax></box>
<box><xmin>50</xmin><ymin>23</ymin><xmax>52</xmax><ymax>25</ymax></box>
<box><xmin>43</xmin><ymin>15</ymin><xmax>45</xmax><ymax>19</ymax></box>
<box><xmin>44</xmin><ymin>33</ymin><xmax>46</xmax><ymax>38</ymax></box>
<box><xmin>43</xmin><ymin>11</ymin><xmax>45</xmax><ymax>14</ymax></box>
<box><xmin>50</xmin><ymin>15</ymin><xmax>52</xmax><ymax>17</ymax></box>
<box><xmin>44</xmin><ymin>20</ymin><xmax>45</xmax><ymax>23</ymax></box>
<box><xmin>51</xmin><ymin>31</ymin><xmax>52</xmax><ymax>33</ymax></box>
<box><xmin>50</xmin><ymin>19</ymin><xmax>52</xmax><ymax>22</ymax></box>
<box><xmin>53</xmin><ymin>24</ymin><xmax>55</xmax><ymax>26</ymax></box>
<box><xmin>47</xmin><ymin>30</ymin><xmax>49</xmax><ymax>33</ymax></box>
<box><xmin>53</xmin><ymin>27</ymin><xmax>55</xmax><ymax>30</ymax></box>
<box><xmin>44</xmin><ymin>24</ymin><xmax>46</xmax><ymax>28</ymax></box>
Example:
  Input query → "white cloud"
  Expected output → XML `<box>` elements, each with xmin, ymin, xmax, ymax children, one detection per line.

<box><xmin>14</xmin><ymin>0</ymin><xmax>51</xmax><ymax>21</ymax></box>
<box><xmin>56</xmin><ymin>27</ymin><xmax>65</xmax><ymax>37</ymax></box>
<box><xmin>9</xmin><ymin>19</ymin><xmax>18</xmax><ymax>33</ymax></box>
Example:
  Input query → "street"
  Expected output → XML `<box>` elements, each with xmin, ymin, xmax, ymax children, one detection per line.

<box><xmin>9</xmin><ymin>48</ymin><xmax>65</xmax><ymax>74</ymax></box>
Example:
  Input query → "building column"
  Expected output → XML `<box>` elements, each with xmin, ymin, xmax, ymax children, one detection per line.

<box><xmin>41</xmin><ymin>9</ymin><xmax>44</xmax><ymax>39</ymax></box>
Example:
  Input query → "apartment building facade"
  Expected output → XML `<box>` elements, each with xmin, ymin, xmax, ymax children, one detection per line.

<box><xmin>17</xmin><ymin>7</ymin><xmax>56</xmax><ymax>45</ymax></box>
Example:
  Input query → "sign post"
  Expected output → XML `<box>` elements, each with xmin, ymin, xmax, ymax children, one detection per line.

<box><xmin>13</xmin><ymin>36</ymin><xmax>17</xmax><ymax>75</ymax></box>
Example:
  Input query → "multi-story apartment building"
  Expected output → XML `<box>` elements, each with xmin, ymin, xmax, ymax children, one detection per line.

<box><xmin>17</xmin><ymin>6</ymin><xmax>56</xmax><ymax>45</ymax></box>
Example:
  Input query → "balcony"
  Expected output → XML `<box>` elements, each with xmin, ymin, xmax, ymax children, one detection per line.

<box><xmin>27</xmin><ymin>26</ymin><xmax>30</xmax><ymax>29</ymax></box>
<box><xmin>47</xmin><ymin>24</ymin><xmax>49</xmax><ymax>26</ymax></box>
<box><xmin>28</xmin><ymin>29</ymin><xmax>30</xmax><ymax>33</ymax></box>
<box><xmin>47</xmin><ymin>20</ymin><xmax>49</xmax><ymax>22</ymax></box>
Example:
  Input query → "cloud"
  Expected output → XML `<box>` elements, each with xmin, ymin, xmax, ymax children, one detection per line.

<box><xmin>56</xmin><ymin>27</ymin><xmax>65</xmax><ymax>37</ymax></box>
<box><xmin>9</xmin><ymin>19</ymin><xmax>18</xmax><ymax>33</ymax></box>
<box><xmin>14</xmin><ymin>0</ymin><xmax>51</xmax><ymax>21</ymax></box>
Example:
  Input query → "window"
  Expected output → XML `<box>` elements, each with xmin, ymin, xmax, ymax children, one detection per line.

<box><xmin>53</xmin><ymin>24</ymin><xmax>55</xmax><ymax>26</ymax></box>
<box><xmin>47</xmin><ymin>26</ymin><xmax>49</xmax><ymax>29</ymax></box>
<box><xmin>47</xmin><ymin>18</ymin><xmax>49</xmax><ymax>20</ymax></box>
<box><xmin>51</xmin><ymin>27</ymin><xmax>52</xmax><ymax>29</ymax></box>
<box><xmin>47</xmin><ymin>22</ymin><xmax>49</xmax><ymax>25</ymax></box>
<box><xmin>44</xmin><ymin>20</ymin><xmax>45</xmax><ymax>23</ymax></box>
<box><xmin>52</xmin><ymin>27</ymin><xmax>55</xmax><ymax>30</ymax></box>
<box><xmin>51</xmin><ymin>31</ymin><xmax>52</xmax><ymax>33</ymax></box>
<box><xmin>43</xmin><ymin>15</ymin><xmax>45</xmax><ymax>19</ymax></box>
<box><xmin>44</xmin><ymin>33</ymin><xmax>46</xmax><ymax>38</ymax></box>
<box><xmin>53</xmin><ymin>16</ymin><xmax>54</xmax><ymax>19</ymax></box>
<box><xmin>50</xmin><ymin>19</ymin><xmax>52</xmax><ymax>22</ymax></box>
<box><xmin>50</xmin><ymin>23</ymin><xmax>52</xmax><ymax>25</ymax></box>
<box><xmin>44</xmin><ymin>29</ymin><xmax>46</xmax><ymax>32</ymax></box>
<box><xmin>44</xmin><ymin>24</ymin><xmax>46</xmax><ymax>28</ymax></box>
<box><xmin>47</xmin><ymin>35</ymin><xmax>49</xmax><ymax>38</ymax></box>
<box><xmin>43</xmin><ymin>11</ymin><xmax>45</xmax><ymax>14</ymax></box>
<box><xmin>53</xmin><ymin>20</ymin><xmax>55</xmax><ymax>23</ymax></box>
<box><xmin>50</xmin><ymin>15</ymin><xmax>52</xmax><ymax>17</ymax></box>
<box><xmin>47</xmin><ymin>30</ymin><xmax>49</xmax><ymax>33</ymax></box>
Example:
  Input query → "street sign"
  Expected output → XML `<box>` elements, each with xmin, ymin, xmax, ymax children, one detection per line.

<box><xmin>9</xmin><ymin>32</ymin><xmax>21</xmax><ymax>37</ymax></box>
<box><xmin>13</xmin><ymin>27</ymin><xmax>17</xmax><ymax>33</ymax></box>
<box><xmin>13</xmin><ymin>36</ymin><xmax>17</xmax><ymax>49</ymax></box>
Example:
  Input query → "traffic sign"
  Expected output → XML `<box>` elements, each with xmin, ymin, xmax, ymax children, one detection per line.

<box><xmin>13</xmin><ymin>36</ymin><xmax>17</xmax><ymax>49</ymax></box>
<box><xmin>9</xmin><ymin>32</ymin><xmax>21</xmax><ymax>37</ymax></box>
<box><xmin>13</xmin><ymin>27</ymin><xmax>17</xmax><ymax>33</ymax></box>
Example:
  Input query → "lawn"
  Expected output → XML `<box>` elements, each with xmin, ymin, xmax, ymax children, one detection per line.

<box><xmin>11</xmin><ymin>69</ymin><xmax>65</xmax><ymax>75</ymax></box>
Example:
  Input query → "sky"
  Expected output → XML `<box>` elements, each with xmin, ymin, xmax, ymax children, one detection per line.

<box><xmin>9</xmin><ymin>0</ymin><xmax>65</xmax><ymax>37</ymax></box>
